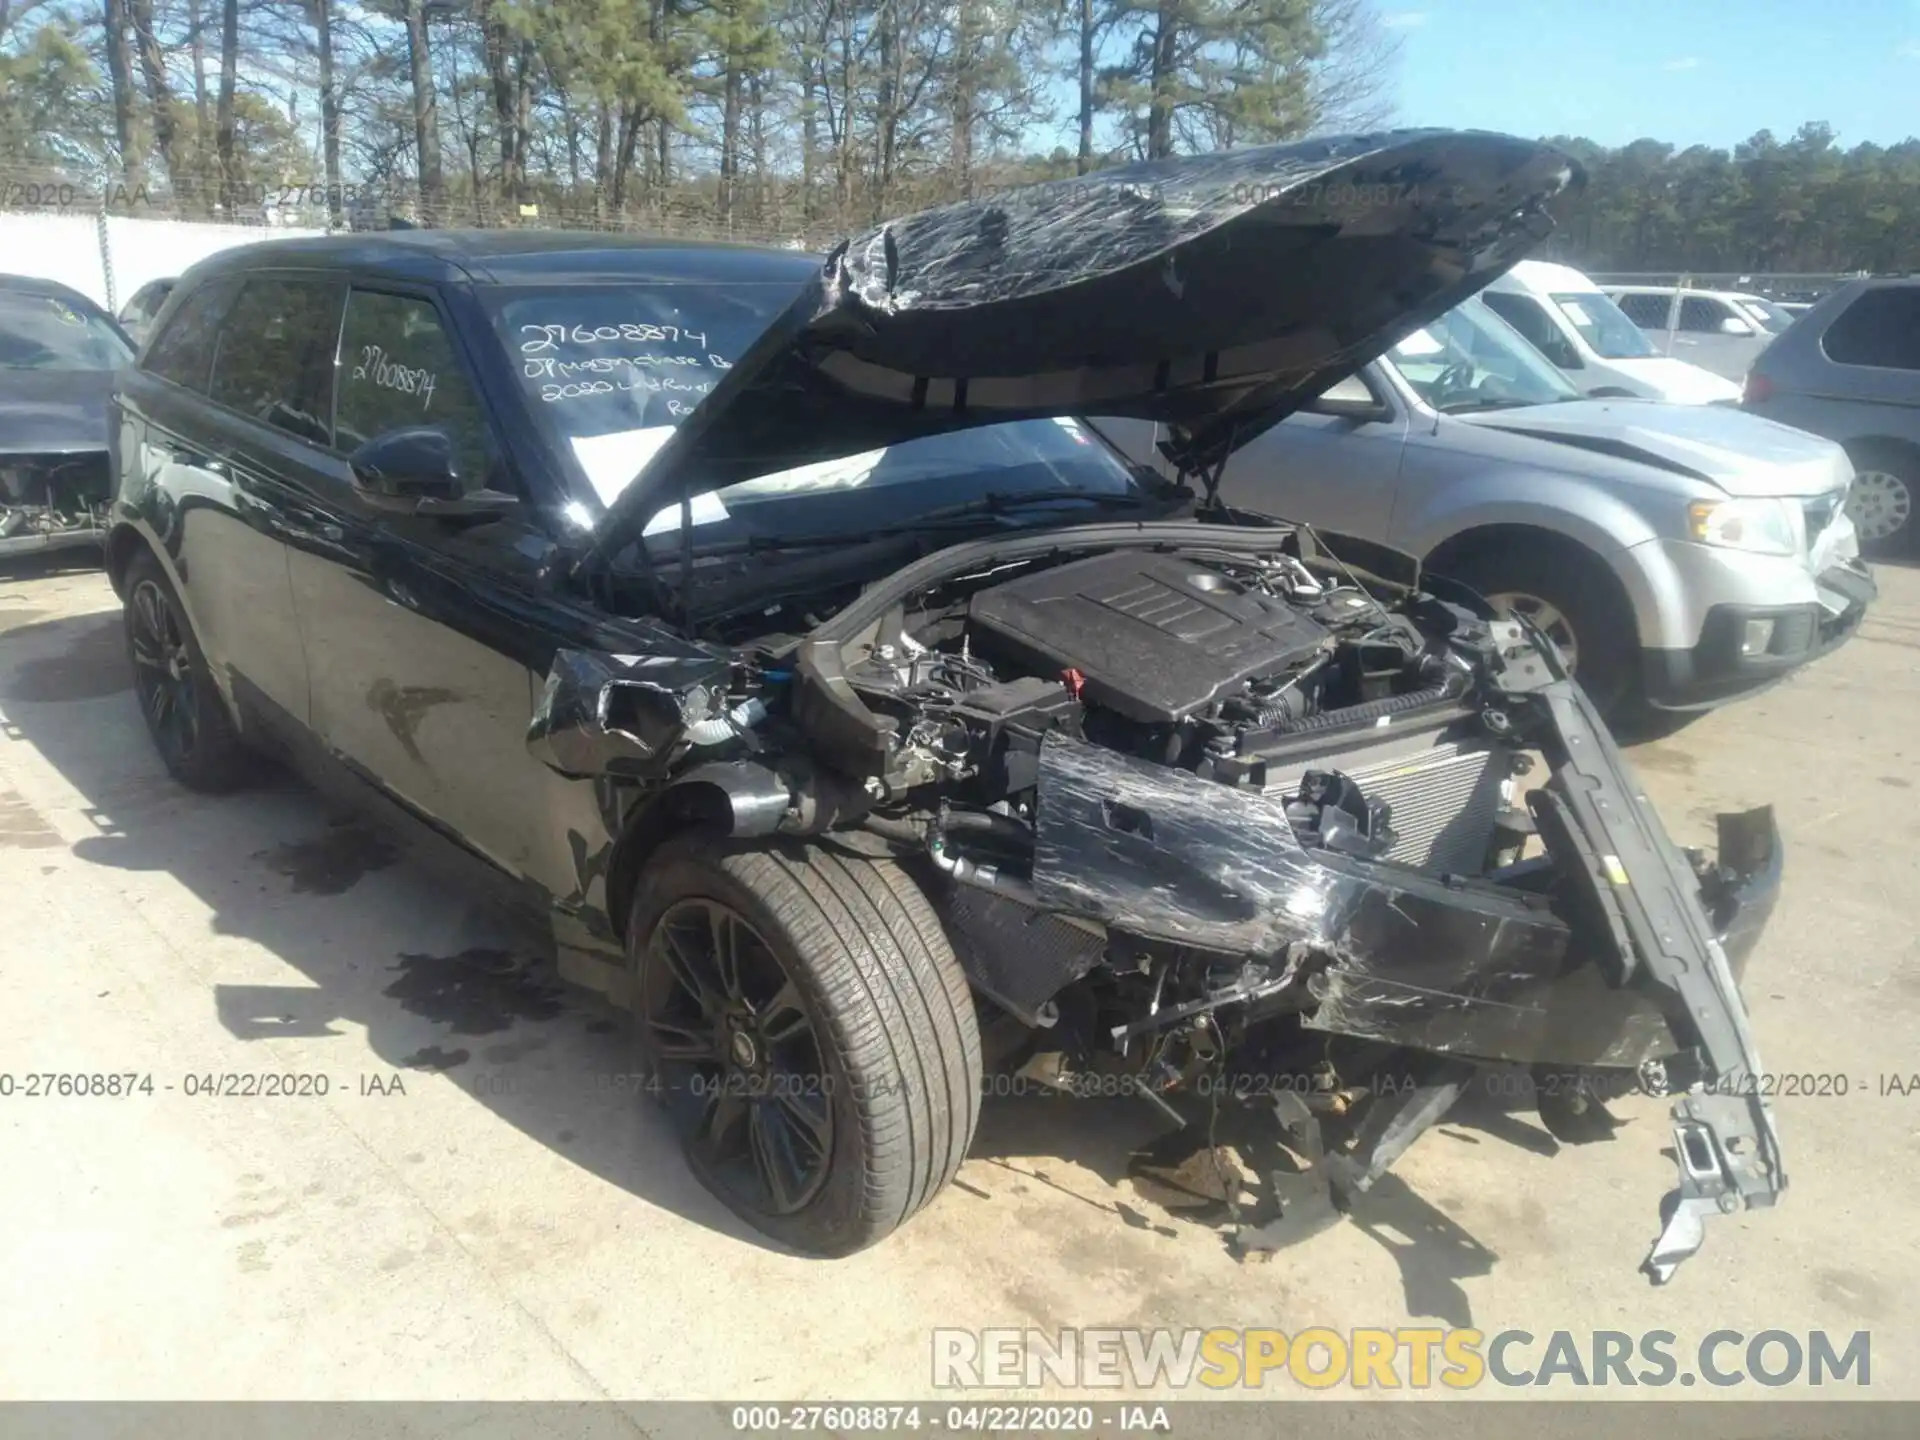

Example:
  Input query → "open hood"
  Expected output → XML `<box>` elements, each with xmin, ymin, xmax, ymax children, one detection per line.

<box><xmin>582</xmin><ymin>129</ymin><xmax>1582</xmax><ymax>569</ymax></box>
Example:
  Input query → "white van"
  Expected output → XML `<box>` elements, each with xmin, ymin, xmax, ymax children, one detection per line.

<box><xmin>1481</xmin><ymin>260</ymin><xmax>1741</xmax><ymax>404</ymax></box>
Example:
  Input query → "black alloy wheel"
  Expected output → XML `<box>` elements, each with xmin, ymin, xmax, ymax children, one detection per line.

<box><xmin>642</xmin><ymin>896</ymin><xmax>835</xmax><ymax>1216</ymax></box>
<box><xmin>128</xmin><ymin>575</ymin><xmax>198</xmax><ymax>770</ymax></box>
<box><xmin>122</xmin><ymin>549</ymin><xmax>251</xmax><ymax>790</ymax></box>
<box><xmin>628</xmin><ymin>838</ymin><xmax>982</xmax><ymax>1256</ymax></box>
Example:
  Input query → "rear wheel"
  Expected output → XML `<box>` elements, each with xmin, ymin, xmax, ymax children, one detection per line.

<box><xmin>122</xmin><ymin>549</ymin><xmax>251</xmax><ymax>791</ymax></box>
<box><xmin>1843</xmin><ymin>442</ymin><xmax>1918</xmax><ymax>556</ymax></box>
<box><xmin>1435</xmin><ymin>536</ymin><xmax>1640</xmax><ymax>717</ymax></box>
<box><xmin>629</xmin><ymin>838</ymin><xmax>982</xmax><ymax>1256</ymax></box>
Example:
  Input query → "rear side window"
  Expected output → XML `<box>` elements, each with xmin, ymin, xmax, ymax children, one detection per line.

<box><xmin>1679</xmin><ymin>296</ymin><xmax>1731</xmax><ymax>332</ymax></box>
<box><xmin>334</xmin><ymin>289</ymin><xmax>493</xmax><ymax>487</ymax></box>
<box><xmin>1821</xmin><ymin>289</ymin><xmax>1920</xmax><ymax>371</ymax></box>
<box><xmin>142</xmin><ymin>278</ymin><xmax>238</xmax><ymax>390</ymax></box>
<box><xmin>126</xmin><ymin>282</ymin><xmax>167</xmax><ymax>325</ymax></box>
<box><xmin>1482</xmin><ymin>291</ymin><xmax>1579</xmax><ymax>367</ymax></box>
<box><xmin>1615</xmin><ymin>293</ymin><xmax>1670</xmax><ymax>327</ymax></box>
<box><xmin>209</xmin><ymin>276</ymin><xmax>344</xmax><ymax>447</ymax></box>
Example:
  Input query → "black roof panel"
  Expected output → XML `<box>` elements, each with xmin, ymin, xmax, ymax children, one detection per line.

<box><xmin>179</xmin><ymin>229</ymin><xmax>822</xmax><ymax>288</ymax></box>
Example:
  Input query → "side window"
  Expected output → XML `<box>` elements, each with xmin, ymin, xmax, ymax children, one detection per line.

<box><xmin>1680</xmin><ymin>296</ymin><xmax>1731</xmax><ymax>332</ymax></box>
<box><xmin>1482</xmin><ymin>292</ymin><xmax>1578</xmax><ymax>367</ymax></box>
<box><xmin>142</xmin><ymin>277</ymin><xmax>240</xmax><ymax>391</ymax></box>
<box><xmin>209</xmin><ymin>276</ymin><xmax>344</xmax><ymax>447</ymax></box>
<box><xmin>1615</xmin><ymin>293</ymin><xmax>1667</xmax><ymax>327</ymax></box>
<box><xmin>334</xmin><ymin>289</ymin><xmax>493</xmax><ymax>490</ymax></box>
<box><xmin>211</xmin><ymin>276</ymin><xmax>345</xmax><ymax>445</ymax></box>
<box><xmin>1821</xmin><ymin>289</ymin><xmax>1920</xmax><ymax>371</ymax></box>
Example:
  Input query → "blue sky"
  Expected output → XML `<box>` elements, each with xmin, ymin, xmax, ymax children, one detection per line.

<box><xmin>1385</xmin><ymin>0</ymin><xmax>1920</xmax><ymax>147</ymax></box>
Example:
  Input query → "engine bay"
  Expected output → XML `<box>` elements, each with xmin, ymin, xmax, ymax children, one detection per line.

<box><xmin>824</xmin><ymin>544</ymin><xmax>1501</xmax><ymax>870</ymax></box>
<box><xmin>526</xmin><ymin>521</ymin><xmax>1786</xmax><ymax>1285</ymax></box>
<box><xmin>0</xmin><ymin>452</ymin><xmax>112</xmax><ymax>556</ymax></box>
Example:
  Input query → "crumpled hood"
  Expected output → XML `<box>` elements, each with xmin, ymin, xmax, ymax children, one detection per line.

<box><xmin>1454</xmin><ymin>397</ymin><xmax>1851</xmax><ymax>497</ymax></box>
<box><xmin>583</xmin><ymin>128</ymin><xmax>1583</xmax><ymax>568</ymax></box>
<box><xmin>0</xmin><ymin>368</ymin><xmax>116</xmax><ymax>455</ymax></box>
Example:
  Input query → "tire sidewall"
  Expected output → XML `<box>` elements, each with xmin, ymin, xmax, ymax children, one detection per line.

<box><xmin>1444</xmin><ymin>544</ymin><xmax>1637</xmax><ymax>713</ymax></box>
<box><xmin>627</xmin><ymin>840</ymin><xmax>878</xmax><ymax>1255</ymax></box>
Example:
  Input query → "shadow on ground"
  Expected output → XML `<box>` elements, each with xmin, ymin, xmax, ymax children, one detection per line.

<box><xmin>1</xmin><ymin>602</ymin><xmax>1514</xmax><ymax>1306</ymax></box>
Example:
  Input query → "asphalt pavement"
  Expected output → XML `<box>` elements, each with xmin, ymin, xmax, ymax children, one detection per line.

<box><xmin>1</xmin><ymin>558</ymin><xmax>1916</xmax><ymax>1404</ymax></box>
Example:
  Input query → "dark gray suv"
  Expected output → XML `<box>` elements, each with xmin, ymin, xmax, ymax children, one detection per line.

<box><xmin>1743</xmin><ymin>278</ymin><xmax>1920</xmax><ymax>555</ymax></box>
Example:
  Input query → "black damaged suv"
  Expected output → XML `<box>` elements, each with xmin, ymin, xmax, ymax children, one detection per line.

<box><xmin>108</xmin><ymin>129</ymin><xmax>1785</xmax><ymax>1281</ymax></box>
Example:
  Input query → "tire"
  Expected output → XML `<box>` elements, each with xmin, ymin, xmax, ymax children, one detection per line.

<box><xmin>628</xmin><ymin>837</ymin><xmax>982</xmax><ymax>1256</ymax></box>
<box><xmin>1436</xmin><ymin>536</ymin><xmax>1640</xmax><ymax>716</ymax></box>
<box><xmin>122</xmin><ymin>548</ymin><xmax>252</xmax><ymax>791</ymax></box>
<box><xmin>1843</xmin><ymin>441</ymin><xmax>1918</xmax><ymax>557</ymax></box>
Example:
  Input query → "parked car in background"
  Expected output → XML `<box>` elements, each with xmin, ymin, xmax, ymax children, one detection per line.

<box><xmin>0</xmin><ymin>273</ymin><xmax>134</xmax><ymax>560</ymax></box>
<box><xmin>1727</xmin><ymin>293</ymin><xmax>1798</xmax><ymax>335</ymax></box>
<box><xmin>1100</xmin><ymin>294</ymin><xmax>1873</xmax><ymax>726</ymax></box>
<box><xmin>117</xmin><ymin>278</ymin><xmax>176</xmax><ymax>348</ymax></box>
<box><xmin>1481</xmin><ymin>261</ymin><xmax>1740</xmax><ymax>403</ymax></box>
<box><xmin>1743</xmin><ymin>277</ymin><xmax>1920</xmax><ymax>554</ymax></box>
<box><xmin>1608</xmin><ymin>286</ymin><xmax>1775</xmax><ymax>382</ymax></box>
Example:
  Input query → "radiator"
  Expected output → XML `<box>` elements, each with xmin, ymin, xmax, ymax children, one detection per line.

<box><xmin>1264</xmin><ymin>723</ymin><xmax>1511</xmax><ymax>875</ymax></box>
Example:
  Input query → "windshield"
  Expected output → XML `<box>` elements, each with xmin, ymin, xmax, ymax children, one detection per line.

<box><xmin>1550</xmin><ymin>291</ymin><xmax>1656</xmax><ymax>359</ymax></box>
<box><xmin>636</xmin><ymin>418</ymin><xmax>1145</xmax><ymax>553</ymax></box>
<box><xmin>487</xmin><ymin>282</ymin><xmax>1145</xmax><ymax>543</ymax></box>
<box><xmin>492</xmin><ymin>281</ymin><xmax>793</xmax><ymax>502</ymax></box>
<box><xmin>1385</xmin><ymin>297</ymin><xmax>1582</xmax><ymax>412</ymax></box>
<box><xmin>0</xmin><ymin>290</ymin><xmax>133</xmax><ymax>370</ymax></box>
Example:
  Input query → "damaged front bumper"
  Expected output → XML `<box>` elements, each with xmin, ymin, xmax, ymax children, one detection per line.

<box><xmin>1024</xmin><ymin>665</ymin><xmax>1784</xmax><ymax>1283</ymax></box>
<box><xmin>1534</xmin><ymin>682</ymin><xmax>1785</xmax><ymax>1284</ymax></box>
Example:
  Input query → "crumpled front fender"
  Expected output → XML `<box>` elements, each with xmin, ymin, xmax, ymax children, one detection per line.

<box><xmin>526</xmin><ymin>647</ymin><xmax>729</xmax><ymax>780</ymax></box>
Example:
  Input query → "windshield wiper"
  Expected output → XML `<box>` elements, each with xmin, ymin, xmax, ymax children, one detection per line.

<box><xmin>905</xmin><ymin>487</ymin><xmax>1166</xmax><ymax>527</ymax></box>
<box><xmin>1438</xmin><ymin>396</ymin><xmax>1545</xmax><ymax>414</ymax></box>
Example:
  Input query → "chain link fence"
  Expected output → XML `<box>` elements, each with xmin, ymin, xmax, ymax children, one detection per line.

<box><xmin>1583</xmin><ymin>272</ymin><xmax>1873</xmax><ymax>301</ymax></box>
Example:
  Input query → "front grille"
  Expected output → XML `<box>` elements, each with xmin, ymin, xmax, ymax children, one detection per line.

<box><xmin>1264</xmin><ymin>723</ymin><xmax>1509</xmax><ymax>875</ymax></box>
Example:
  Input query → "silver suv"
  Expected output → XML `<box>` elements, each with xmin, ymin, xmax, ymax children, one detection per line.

<box><xmin>1099</xmin><ymin>296</ymin><xmax>1875</xmax><ymax>725</ymax></box>
<box><xmin>1742</xmin><ymin>278</ymin><xmax>1920</xmax><ymax>555</ymax></box>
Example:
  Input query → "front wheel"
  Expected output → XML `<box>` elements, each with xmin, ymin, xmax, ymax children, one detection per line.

<box><xmin>628</xmin><ymin>838</ymin><xmax>982</xmax><ymax>1256</ymax></box>
<box><xmin>1436</xmin><ymin>538</ymin><xmax>1640</xmax><ymax>717</ymax></box>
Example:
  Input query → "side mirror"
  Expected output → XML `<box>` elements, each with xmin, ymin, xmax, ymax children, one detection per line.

<box><xmin>1305</xmin><ymin>376</ymin><xmax>1390</xmax><ymax>422</ymax></box>
<box><xmin>1718</xmin><ymin>316</ymin><xmax>1755</xmax><ymax>337</ymax></box>
<box><xmin>348</xmin><ymin>425</ymin><xmax>466</xmax><ymax>510</ymax></box>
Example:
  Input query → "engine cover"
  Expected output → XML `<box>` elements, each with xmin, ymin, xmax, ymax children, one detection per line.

<box><xmin>968</xmin><ymin>552</ymin><xmax>1329</xmax><ymax>724</ymax></box>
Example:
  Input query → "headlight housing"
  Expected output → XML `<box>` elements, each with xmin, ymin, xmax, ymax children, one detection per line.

<box><xmin>1687</xmin><ymin>497</ymin><xmax>1798</xmax><ymax>556</ymax></box>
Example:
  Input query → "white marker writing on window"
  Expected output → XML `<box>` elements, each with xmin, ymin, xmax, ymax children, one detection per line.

<box><xmin>351</xmin><ymin>344</ymin><xmax>437</xmax><ymax>409</ymax></box>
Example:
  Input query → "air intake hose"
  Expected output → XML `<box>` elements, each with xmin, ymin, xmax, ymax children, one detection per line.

<box><xmin>1269</xmin><ymin>681</ymin><xmax>1462</xmax><ymax>739</ymax></box>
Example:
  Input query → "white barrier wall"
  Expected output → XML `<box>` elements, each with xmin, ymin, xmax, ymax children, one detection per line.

<box><xmin>0</xmin><ymin>212</ymin><xmax>327</xmax><ymax>313</ymax></box>
<box><xmin>0</xmin><ymin>213</ymin><xmax>105</xmax><ymax>302</ymax></box>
